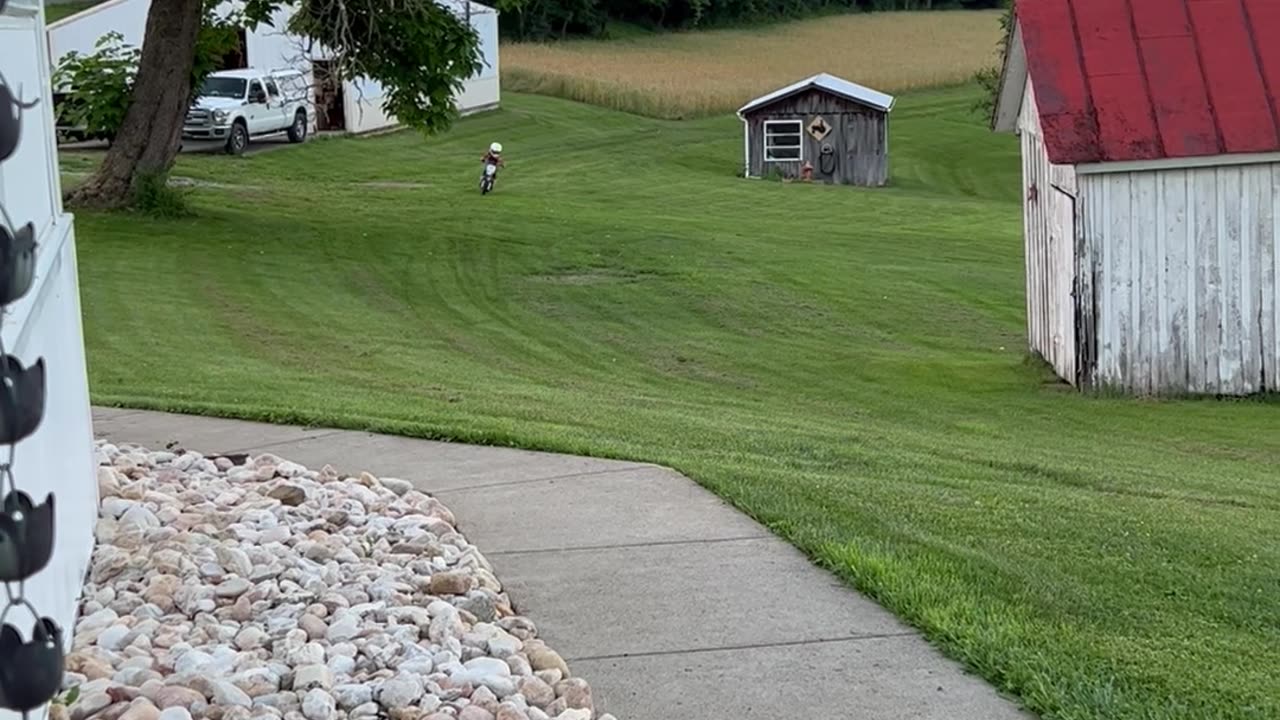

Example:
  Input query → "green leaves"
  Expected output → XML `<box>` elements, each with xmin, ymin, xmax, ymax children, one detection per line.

<box><xmin>287</xmin><ymin>0</ymin><xmax>483</xmax><ymax>136</ymax></box>
<box><xmin>52</xmin><ymin>32</ymin><xmax>140</xmax><ymax>142</ymax></box>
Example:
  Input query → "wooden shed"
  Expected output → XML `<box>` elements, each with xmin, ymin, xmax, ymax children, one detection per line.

<box><xmin>738</xmin><ymin>73</ymin><xmax>894</xmax><ymax>186</ymax></box>
<box><xmin>994</xmin><ymin>0</ymin><xmax>1280</xmax><ymax>396</ymax></box>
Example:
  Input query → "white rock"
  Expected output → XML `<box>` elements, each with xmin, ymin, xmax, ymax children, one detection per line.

<box><xmin>487</xmin><ymin>631</ymin><xmax>522</xmax><ymax>658</ymax></box>
<box><xmin>79</xmin><ymin>607</ymin><xmax>120</xmax><ymax>633</ymax></box>
<box><xmin>376</xmin><ymin>675</ymin><xmax>423</xmax><ymax>709</ymax></box>
<box><xmin>290</xmin><ymin>643</ymin><xmax>327</xmax><ymax>667</ymax></box>
<box><xmin>216</xmin><ymin>546</ymin><xmax>254</xmax><ymax>577</ymax></box>
<box><xmin>453</xmin><ymin>657</ymin><xmax>516</xmax><ymax>696</ymax></box>
<box><xmin>378</xmin><ymin>478</ymin><xmax>414</xmax><ymax>496</ymax></box>
<box><xmin>300</xmin><ymin>689</ymin><xmax>336</xmax><ymax>720</ymax></box>
<box><xmin>327</xmin><ymin>655</ymin><xmax>355</xmax><ymax>677</ymax></box>
<box><xmin>173</xmin><ymin>650</ymin><xmax>214</xmax><ymax>675</ymax></box>
<box><xmin>236</xmin><ymin>627</ymin><xmax>271</xmax><ymax>651</ymax></box>
<box><xmin>97</xmin><ymin>623</ymin><xmax>132</xmax><ymax>650</ymax></box>
<box><xmin>325</xmin><ymin>615</ymin><xmax>361</xmax><ymax>643</ymax></box>
<box><xmin>292</xmin><ymin>665</ymin><xmax>334</xmax><ymax>692</ymax></box>
<box><xmin>82</xmin><ymin>442</ymin><xmax>590</xmax><ymax>720</ymax></box>
<box><xmin>120</xmin><ymin>504</ymin><xmax>161</xmax><ymax>529</ymax></box>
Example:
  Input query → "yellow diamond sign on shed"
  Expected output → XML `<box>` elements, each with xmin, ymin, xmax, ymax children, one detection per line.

<box><xmin>807</xmin><ymin>116</ymin><xmax>831</xmax><ymax>141</ymax></box>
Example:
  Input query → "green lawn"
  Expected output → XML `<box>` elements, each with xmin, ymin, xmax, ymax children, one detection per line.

<box><xmin>45</xmin><ymin>0</ymin><xmax>106</xmax><ymax>24</ymax></box>
<box><xmin>71</xmin><ymin>88</ymin><xmax>1279</xmax><ymax>720</ymax></box>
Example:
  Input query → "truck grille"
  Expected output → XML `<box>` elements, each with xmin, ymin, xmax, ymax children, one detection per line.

<box><xmin>185</xmin><ymin>108</ymin><xmax>211</xmax><ymax>126</ymax></box>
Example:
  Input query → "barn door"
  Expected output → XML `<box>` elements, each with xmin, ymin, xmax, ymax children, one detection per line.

<box><xmin>1049</xmin><ymin>186</ymin><xmax>1077</xmax><ymax>383</ymax></box>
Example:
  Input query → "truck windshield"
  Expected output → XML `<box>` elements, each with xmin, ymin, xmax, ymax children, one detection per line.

<box><xmin>200</xmin><ymin>77</ymin><xmax>247</xmax><ymax>99</ymax></box>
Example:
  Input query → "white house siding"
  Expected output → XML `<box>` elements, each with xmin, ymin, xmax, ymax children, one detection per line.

<box><xmin>1080</xmin><ymin>162</ymin><xmax>1280</xmax><ymax>395</ymax></box>
<box><xmin>0</xmin><ymin>5</ymin><xmax>98</xmax><ymax>720</ymax></box>
<box><xmin>1018</xmin><ymin>80</ymin><xmax>1079</xmax><ymax>384</ymax></box>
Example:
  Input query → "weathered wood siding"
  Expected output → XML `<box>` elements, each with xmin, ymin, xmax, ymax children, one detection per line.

<box><xmin>1018</xmin><ymin>81</ymin><xmax>1079</xmax><ymax>383</ymax></box>
<box><xmin>1078</xmin><ymin>162</ymin><xmax>1280</xmax><ymax>395</ymax></box>
<box><xmin>745</xmin><ymin>88</ymin><xmax>888</xmax><ymax>186</ymax></box>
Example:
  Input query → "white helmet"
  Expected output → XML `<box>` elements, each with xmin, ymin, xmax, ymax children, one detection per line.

<box><xmin>490</xmin><ymin>142</ymin><xmax>503</xmax><ymax>154</ymax></box>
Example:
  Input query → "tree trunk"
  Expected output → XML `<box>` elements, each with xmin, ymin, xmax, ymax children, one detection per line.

<box><xmin>66</xmin><ymin>0</ymin><xmax>204</xmax><ymax>209</ymax></box>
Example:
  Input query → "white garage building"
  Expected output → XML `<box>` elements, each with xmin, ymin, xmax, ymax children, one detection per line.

<box><xmin>47</xmin><ymin>0</ymin><xmax>500</xmax><ymax>135</ymax></box>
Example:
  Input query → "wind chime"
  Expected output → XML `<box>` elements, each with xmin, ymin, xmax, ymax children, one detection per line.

<box><xmin>0</xmin><ymin>26</ymin><xmax>67</xmax><ymax>719</ymax></box>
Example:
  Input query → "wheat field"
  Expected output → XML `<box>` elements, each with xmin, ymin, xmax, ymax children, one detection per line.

<box><xmin>501</xmin><ymin>11</ymin><xmax>1005</xmax><ymax>118</ymax></box>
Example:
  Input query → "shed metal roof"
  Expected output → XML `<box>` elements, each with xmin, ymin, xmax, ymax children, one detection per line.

<box><xmin>737</xmin><ymin>73</ymin><xmax>895</xmax><ymax>116</ymax></box>
<box><xmin>1011</xmin><ymin>0</ymin><xmax>1280</xmax><ymax>165</ymax></box>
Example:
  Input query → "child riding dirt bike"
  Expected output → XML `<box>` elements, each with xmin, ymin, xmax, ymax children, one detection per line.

<box><xmin>480</xmin><ymin>142</ymin><xmax>504</xmax><ymax>194</ymax></box>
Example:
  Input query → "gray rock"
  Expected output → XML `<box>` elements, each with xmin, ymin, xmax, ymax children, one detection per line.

<box><xmin>332</xmin><ymin>684</ymin><xmax>373</xmax><ymax>710</ymax></box>
<box><xmin>459</xmin><ymin>594</ymin><xmax>497</xmax><ymax>623</ymax></box>
<box><xmin>210</xmin><ymin>680</ymin><xmax>254</xmax><ymax>708</ymax></box>
<box><xmin>71</xmin><ymin>690</ymin><xmax>114</xmax><ymax>720</ymax></box>
<box><xmin>252</xmin><ymin>693</ymin><xmax>300</xmax><ymax>711</ymax></box>
<box><xmin>114</xmin><ymin>666</ymin><xmax>163</xmax><ymax>687</ymax></box>
<box><xmin>216</xmin><ymin>577</ymin><xmax>253</xmax><ymax>599</ymax></box>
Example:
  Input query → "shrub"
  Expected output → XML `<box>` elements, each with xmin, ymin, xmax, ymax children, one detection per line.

<box><xmin>131</xmin><ymin>172</ymin><xmax>193</xmax><ymax>219</ymax></box>
<box><xmin>52</xmin><ymin>32</ymin><xmax>140</xmax><ymax>143</ymax></box>
<box><xmin>970</xmin><ymin>1</ymin><xmax>1012</xmax><ymax>119</ymax></box>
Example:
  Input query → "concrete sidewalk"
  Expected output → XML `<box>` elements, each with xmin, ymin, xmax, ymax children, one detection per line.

<box><xmin>92</xmin><ymin>408</ymin><xmax>1032</xmax><ymax>720</ymax></box>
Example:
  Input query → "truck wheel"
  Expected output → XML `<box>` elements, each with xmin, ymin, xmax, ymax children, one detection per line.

<box><xmin>287</xmin><ymin>110</ymin><xmax>308</xmax><ymax>144</ymax></box>
<box><xmin>225</xmin><ymin>121</ymin><xmax>249</xmax><ymax>156</ymax></box>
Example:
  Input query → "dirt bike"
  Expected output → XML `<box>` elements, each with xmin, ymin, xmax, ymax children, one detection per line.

<box><xmin>480</xmin><ymin>161</ymin><xmax>499</xmax><ymax>194</ymax></box>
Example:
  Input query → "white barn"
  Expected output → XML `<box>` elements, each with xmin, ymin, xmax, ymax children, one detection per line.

<box><xmin>0</xmin><ymin>2</ymin><xmax>98</xmax><ymax>720</ymax></box>
<box><xmin>994</xmin><ymin>0</ymin><xmax>1280</xmax><ymax>396</ymax></box>
<box><xmin>46</xmin><ymin>0</ymin><xmax>500</xmax><ymax>135</ymax></box>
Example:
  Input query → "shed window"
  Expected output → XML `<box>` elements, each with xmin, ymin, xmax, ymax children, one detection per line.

<box><xmin>764</xmin><ymin>120</ymin><xmax>803</xmax><ymax>162</ymax></box>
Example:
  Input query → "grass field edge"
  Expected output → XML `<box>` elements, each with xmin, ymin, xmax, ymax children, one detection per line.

<box><xmin>92</xmin><ymin>392</ymin><xmax>1113</xmax><ymax>719</ymax></box>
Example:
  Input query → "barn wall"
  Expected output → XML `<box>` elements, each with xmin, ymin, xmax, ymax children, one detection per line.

<box><xmin>1</xmin><ymin>7</ymin><xmax>99</xmax><ymax>720</ymax></box>
<box><xmin>243</xmin><ymin>4</ymin><xmax>320</xmax><ymax>133</ymax></box>
<box><xmin>1018</xmin><ymin>80</ymin><xmax>1079</xmax><ymax>383</ymax></box>
<box><xmin>745</xmin><ymin>88</ymin><xmax>888</xmax><ymax>186</ymax></box>
<box><xmin>1079</xmin><ymin>162</ymin><xmax>1280</xmax><ymax>395</ymax></box>
<box><xmin>46</xmin><ymin>0</ymin><xmax>147</xmax><ymax>64</ymax></box>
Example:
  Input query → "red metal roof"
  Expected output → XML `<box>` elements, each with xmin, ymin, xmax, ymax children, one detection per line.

<box><xmin>1018</xmin><ymin>0</ymin><xmax>1280</xmax><ymax>164</ymax></box>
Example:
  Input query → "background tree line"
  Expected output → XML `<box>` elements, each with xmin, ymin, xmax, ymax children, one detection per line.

<box><xmin>494</xmin><ymin>0</ymin><xmax>1004</xmax><ymax>40</ymax></box>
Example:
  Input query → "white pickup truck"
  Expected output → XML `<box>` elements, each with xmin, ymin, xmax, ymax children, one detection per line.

<box><xmin>184</xmin><ymin>68</ymin><xmax>312</xmax><ymax>155</ymax></box>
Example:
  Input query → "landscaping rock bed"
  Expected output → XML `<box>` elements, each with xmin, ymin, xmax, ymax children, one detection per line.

<box><xmin>62</xmin><ymin>441</ymin><xmax>613</xmax><ymax>720</ymax></box>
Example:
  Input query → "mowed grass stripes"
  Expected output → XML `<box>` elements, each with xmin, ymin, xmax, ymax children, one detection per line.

<box><xmin>72</xmin><ymin>88</ymin><xmax>1280</xmax><ymax>720</ymax></box>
